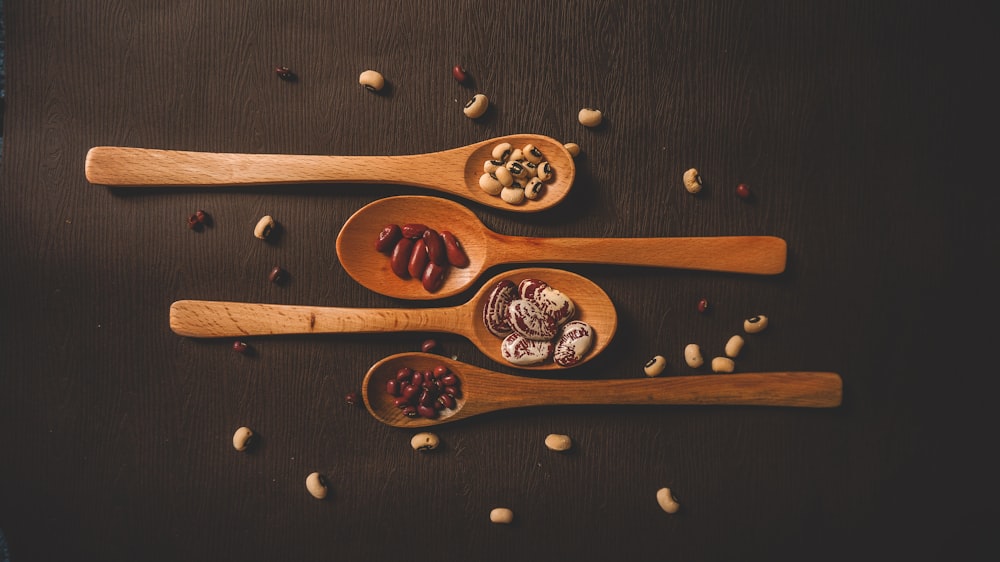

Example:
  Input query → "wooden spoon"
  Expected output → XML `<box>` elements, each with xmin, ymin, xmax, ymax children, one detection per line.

<box><xmin>336</xmin><ymin>195</ymin><xmax>788</xmax><ymax>300</ymax></box>
<box><xmin>362</xmin><ymin>353</ymin><xmax>843</xmax><ymax>428</ymax></box>
<box><xmin>169</xmin><ymin>267</ymin><xmax>617</xmax><ymax>371</ymax></box>
<box><xmin>84</xmin><ymin>134</ymin><xmax>575</xmax><ymax>213</ymax></box>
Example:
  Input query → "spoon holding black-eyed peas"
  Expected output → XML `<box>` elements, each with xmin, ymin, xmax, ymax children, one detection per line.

<box><xmin>361</xmin><ymin>352</ymin><xmax>843</xmax><ymax>428</ymax></box>
<box><xmin>84</xmin><ymin>134</ymin><xmax>576</xmax><ymax>213</ymax></box>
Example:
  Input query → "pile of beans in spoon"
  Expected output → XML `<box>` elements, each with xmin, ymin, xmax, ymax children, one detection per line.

<box><xmin>384</xmin><ymin>364</ymin><xmax>462</xmax><ymax>419</ymax></box>
<box><xmin>375</xmin><ymin>223</ymin><xmax>470</xmax><ymax>293</ymax></box>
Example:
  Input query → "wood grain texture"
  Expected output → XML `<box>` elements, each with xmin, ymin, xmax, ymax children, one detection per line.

<box><xmin>0</xmin><ymin>1</ymin><xmax>995</xmax><ymax>561</ymax></box>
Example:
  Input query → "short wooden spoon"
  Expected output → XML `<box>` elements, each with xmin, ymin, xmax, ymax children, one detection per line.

<box><xmin>336</xmin><ymin>195</ymin><xmax>788</xmax><ymax>300</ymax></box>
<box><xmin>84</xmin><ymin>134</ymin><xmax>575</xmax><ymax>213</ymax></box>
<box><xmin>169</xmin><ymin>267</ymin><xmax>617</xmax><ymax>371</ymax></box>
<box><xmin>363</xmin><ymin>352</ymin><xmax>843</xmax><ymax>428</ymax></box>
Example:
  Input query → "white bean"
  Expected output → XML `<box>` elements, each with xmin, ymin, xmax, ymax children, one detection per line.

<box><xmin>744</xmin><ymin>315</ymin><xmax>769</xmax><ymax>334</ymax></box>
<box><xmin>724</xmin><ymin>335</ymin><xmax>745</xmax><ymax>358</ymax></box>
<box><xmin>578</xmin><ymin>107</ymin><xmax>603</xmax><ymax>127</ymax></box>
<box><xmin>358</xmin><ymin>69</ymin><xmax>385</xmax><ymax>92</ymax></box>
<box><xmin>500</xmin><ymin>186</ymin><xmax>525</xmax><ymax>205</ymax></box>
<box><xmin>563</xmin><ymin>142</ymin><xmax>581</xmax><ymax>157</ymax></box>
<box><xmin>544</xmin><ymin>433</ymin><xmax>573</xmax><ymax>452</ymax></box>
<box><xmin>410</xmin><ymin>432</ymin><xmax>440</xmax><ymax>451</ymax></box>
<box><xmin>711</xmin><ymin>356</ymin><xmax>735</xmax><ymax>373</ymax></box>
<box><xmin>644</xmin><ymin>355</ymin><xmax>667</xmax><ymax>377</ymax></box>
<box><xmin>523</xmin><ymin>177</ymin><xmax>544</xmax><ymax>200</ymax></box>
<box><xmin>305</xmin><ymin>472</ymin><xmax>328</xmax><ymax>499</ymax></box>
<box><xmin>493</xmin><ymin>166</ymin><xmax>514</xmax><ymax>187</ymax></box>
<box><xmin>684</xmin><ymin>344</ymin><xmax>704</xmax><ymax>368</ymax></box>
<box><xmin>490</xmin><ymin>507</ymin><xmax>515</xmax><ymax>524</ymax></box>
<box><xmin>232</xmin><ymin>426</ymin><xmax>254</xmax><ymax>451</ymax></box>
<box><xmin>683</xmin><ymin>168</ymin><xmax>702</xmax><ymax>194</ymax></box>
<box><xmin>491</xmin><ymin>143</ymin><xmax>512</xmax><ymax>161</ymax></box>
<box><xmin>253</xmin><ymin>216</ymin><xmax>275</xmax><ymax>240</ymax></box>
<box><xmin>463</xmin><ymin>93</ymin><xmax>489</xmax><ymax>118</ymax></box>
<box><xmin>656</xmin><ymin>487</ymin><xmax>680</xmax><ymax>514</ymax></box>
<box><xmin>479</xmin><ymin>172</ymin><xmax>503</xmax><ymax>195</ymax></box>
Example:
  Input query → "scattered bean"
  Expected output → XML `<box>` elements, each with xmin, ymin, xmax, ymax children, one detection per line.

<box><xmin>744</xmin><ymin>315</ymin><xmax>769</xmax><ymax>334</ymax></box>
<box><xmin>195</xmin><ymin>210</ymin><xmax>211</xmax><ymax>226</ymax></box>
<box><xmin>306</xmin><ymin>472</ymin><xmax>328</xmax><ymax>499</ymax></box>
<box><xmin>463</xmin><ymin>93</ymin><xmax>489</xmax><ymax>118</ymax></box>
<box><xmin>684</xmin><ymin>344</ymin><xmax>704</xmax><ymax>368</ymax></box>
<box><xmin>375</xmin><ymin>223</ymin><xmax>402</xmax><ymax>253</ymax></box>
<box><xmin>563</xmin><ymin>142</ymin><xmax>581</xmax><ymax>157</ymax></box>
<box><xmin>578</xmin><ymin>107</ymin><xmax>603</xmax><ymax>127</ymax></box>
<box><xmin>269</xmin><ymin>266</ymin><xmax>287</xmax><ymax>284</ymax></box>
<box><xmin>725</xmin><ymin>335</ymin><xmax>745</xmax><ymax>358</ymax></box>
<box><xmin>359</xmin><ymin>69</ymin><xmax>385</xmax><ymax>92</ymax></box>
<box><xmin>410</xmin><ymin>432</ymin><xmax>440</xmax><ymax>451</ymax></box>
<box><xmin>736</xmin><ymin>183</ymin><xmax>752</xmax><ymax>199</ymax></box>
<box><xmin>232</xmin><ymin>426</ymin><xmax>254</xmax><ymax>451</ymax></box>
<box><xmin>421</xmin><ymin>338</ymin><xmax>438</xmax><ymax>353</ymax></box>
<box><xmin>697</xmin><ymin>298</ymin><xmax>710</xmax><ymax>313</ymax></box>
<box><xmin>274</xmin><ymin>66</ymin><xmax>296</xmax><ymax>81</ymax></box>
<box><xmin>683</xmin><ymin>168</ymin><xmax>703</xmax><ymax>194</ymax></box>
<box><xmin>451</xmin><ymin>65</ymin><xmax>467</xmax><ymax>83</ymax></box>
<box><xmin>711</xmin><ymin>356</ymin><xmax>735</xmax><ymax>373</ymax></box>
<box><xmin>344</xmin><ymin>391</ymin><xmax>360</xmax><ymax>406</ymax></box>
<box><xmin>644</xmin><ymin>355</ymin><xmax>667</xmax><ymax>377</ymax></box>
<box><xmin>656</xmin><ymin>487</ymin><xmax>680</xmax><ymax>514</ymax></box>
<box><xmin>544</xmin><ymin>433</ymin><xmax>573</xmax><ymax>452</ymax></box>
<box><xmin>254</xmin><ymin>215</ymin><xmax>276</xmax><ymax>240</ymax></box>
<box><xmin>490</xmin><ymin>507</ymin><xmax>515</xmax><ymax>524</ymax></box>
<box><xmin>187</xmin><ymin>213</ymin><xmax>201</xmax><ymax>230</ymax></box>
<box><xmin>232</xmin><ymin>340</ymin><xmax>251</xmax><ymax>354</ymax></box>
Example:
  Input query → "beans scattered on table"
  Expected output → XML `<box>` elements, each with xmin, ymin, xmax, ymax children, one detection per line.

<box><xmin>305</xmin><ymin>472</ymin><xmax>328</xmax><ymax>500</ymax></box>
<box><xmin>578</xmin><ymin>107</ymin><xmax>603</xmax><ymax>127</ymax></box>
<box><xmin>683</xmin><ymin>168</ymin><xmax>703</xmax><ymax>194</ymax></box>
<box><xmin>490</xmin><ymin>507</ymin><xmax>515</xmax><ymax>524</ymax></box>
<box><xmin>232</xmin><ymin>427</ymin><xmax>254</xmax><ymax>452</ymax></box>
<box><xmin>744</xmin><ymin>315</ymin><xmax>769</xmax><ymax>333</ymax></box>
<box><xmin>463</xmin><ymin>93</ymin><xmax>489</xmax><ymax>118</ymax></box>
<box><xmin>544</xmin><ymin>433</ymin><xmax>573</xmax><ymax>452</ymax></box>
<box><xmin>684</xmin><ymin>344</ymin><xmax>704</xmax><ymax>368</ymax></box>
<box><xmin>724</xmin><ymin>335</ymin><xmax>745</xmax><ymax>358</ymax></box>
<box><xmin>656</xmin><ymin>487</ymin><xmax>680</xmax><ymax>514</ymax></box>
<box><xmin>359</xmin><ymin>69</ymin><xmax>385</xmax><ymax>92</ymax></box>
<box><xmin>410</xmin><ymin>432</ymin><xmax>440</xmax><ymax>451</ymax></box>
<box><xmin>254</xmin><ymin>215</ymin><xmax>276</xmax><ymax>240</ymax></box>
<box><xmin>274</xmin><ymin>66</ymin><xmax>296</xmax><ymax>81</ymax></box>
<box><xmin>643</xmin><ymin>355</ymin><xmax>667</xmax><ymax>377</ymax></box>
<box><xmin>711</xmin><ymin>356</ymin><xmax>735</xmax><ymax>373</ymax></box>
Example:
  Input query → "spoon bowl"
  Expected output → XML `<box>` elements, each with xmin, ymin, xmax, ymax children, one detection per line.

<box><xmin>169</xmin><ymin>267</ymin><xmax>617</xmax><ymax>371</ymax></box>
<box><xmin>337</xmin><ymin>195</ymin><xmax>789</xmax><ymax>300</ymax></box>
<box><xmin>85</xmin><ymin>134</ymin><xmax>575</xmax><ymax>213</ymax></box>
<box><xmin>362</xmin><ymin>353</ymin><xmax>843</xmax><ymax>428</ymax></box>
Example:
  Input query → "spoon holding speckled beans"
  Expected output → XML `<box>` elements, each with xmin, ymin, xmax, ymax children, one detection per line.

<box><xmin>337</xmin><ymin>195</ymin><xmax>788</xmax><ymax>300</ymax></box>
<box><xmin>362</xmin><ymin>352</ymin><xmax>843</xmax><ymax>428</ymax></box>
<box><xmin>169</xmin><ymin>267</ymin><xmax>617</xmax><ymax>371</ymax></box>
<box><xmin>84</xmin><ymin>134</ymin><xmax>575</xmax><ymax>213</ymax></box>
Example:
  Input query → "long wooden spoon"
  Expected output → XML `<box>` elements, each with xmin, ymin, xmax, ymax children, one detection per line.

<box><xmin>169</xmin><ymin>267</ymin><xmax>617</xmax><ymax>371</ymax></box>
<box><xmin>84</xmin><ymin>134</ymin><xmax>575</xmax><ymax>213</ymax></box>
<box><xmin>336</xmin><ymin>195</ymin><xmax>788</xmax><ymax>300</ymax></box>
<box><xmin>363</xmin><ymin>353</ymin><xmax>843</xmax><ymax>428</ymax></box>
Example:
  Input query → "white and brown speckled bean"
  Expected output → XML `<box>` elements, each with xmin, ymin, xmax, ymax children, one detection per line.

<box><xmin>501</xmin><ymin>333</ymin><xmax>554</xmax><ymax>365</ymax></box>
<box><xmin>483</xmin><ymin>280</ymin><xmax>517</xmax><ymax>337</ymax></box>
<box><xmin>553</xmin><ymin>320</ymin><xmax>594</xmax><ymax>367</ymax></box>
<box><xmin>507</xmin><ymin>299</ymin><xmax>559</xmax><ymax>341</ymax></box>
<box><xmin>531</xmin><ymin>286</ymin><xmax>576</xmax><ymax>327</ymax></box>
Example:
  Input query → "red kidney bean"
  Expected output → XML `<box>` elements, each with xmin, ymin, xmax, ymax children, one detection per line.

<box><xmin>411</xmin><ymin>371</ymin><xmax>425</xmax><ymax>387</ymax></box>
<box><xmin>401</xmin><ymin>223</ymin><xmax>429</xmax><ymax>238</ymax></box>
<box><xmin>417</xmin><ymin>404</ymin><xmax>437</xmax><ymax>419</ymax></box>
<box><xmin>421</xmin><ymin>339</ymin><xmax>438</xmax><ymax>353</ymax></box>
<box><xmin>390</xmin><ymin>238</ymin><xmax>414</xmax><ymax>279</ymax></box>
<box><xmin>386</xmin><ymin>379</ymin><xmax>400</xmax><ymax>396</ymax></box>
<box><xmin>440</xmin><ymin>231</ymin><xmax>470</xmax><ymax>267</ymax></box>
<box><xmin>396</xmin><ymin>367</ymin><xmax>413</xmax><ymax>381</ymax></box>
<box><xmin>422</xmin><ymin>262</ymin><xmax>447</xmax><ymax>292</ymax></box>
<box><xmin>408</xmin><ymin>238</ymin><xmax>429</xmax><ymax>278</ymax></box>
<box><xmin>438</xmin><ymin>393</ymin><xmax>456</xmax><ymax>409</ymax></box>
<box><xmin>452</xmin><ymin>65</ymin><xmax>467</xmax><ymax>83</ymax></box>
<box><xmin>440</xmin><ymin>373</ymin><xmax>457</xmax><ymax>386</ymax></box>
<box><xmin>394</xmin><ymin>397</ymin><xmax>410</xmax><ymax>408</ymax></box>
<box><xmin>423</xmin><ymin>229</ymin><xmax>447</xmax><ymax>265</ymax></box>
<box><xmin>433</xmin><ymin>365</ymin><xmax>449</xmax><ymax>377</ymax></box>
<box><xmin>375</xmin><ymin>224</ymin><xmax>402</xmax><ymax>252</ymax></box>
<box><xmin>401</xmin><ymin>384</ymin><xmax>419</xmax><ymax>401</ymax></box>
<box><xmin>402</xmin><ymin>405</ymin><xmax>417</xmax><ymax>417</ymax></box>
<box><xmin>344</xmin><ymin>392</ymin><xmax>360</xmax><ymax>406</ymax></box>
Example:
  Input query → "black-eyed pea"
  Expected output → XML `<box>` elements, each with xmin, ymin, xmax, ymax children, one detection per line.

<box><xmin>509</xmin><ymin>148</ymin><xmax>524</xmax><ymax>162</ymax></box>
<box><xmin>359</xmin><ymin>69</ymin><xmax>385</xmax><ymax>92</ymax></box>
<box><xmin>711</xmin><ymin>356</ymin><xmax>735</xmax><ymax>373</ymax></box>
<box><xmin>490</xmin><ymin>507</ymin><xmax>515</xmax><ymax>524</ymax></box>
<box><xmin>253</xmin><ymin>216</ymin><xmax>276</xmax><ymax>240</ymax></box>
<box><xmin>410</xmin><ymin>432</ymin><xmax>440</xmax><ymax>451</ymax></box>
<box><xmin>479</xmin><ymin>172</ymin><xmax>503</xmax><ymax>195</ymax></box>
<box><xmin>725</xmin><ymin>335</ymin><xmax>745</xmax><ymax>358</ymax></box>
<box><xmin>463</xmin><ymin>93</ymin><xmax>489</xmax><ymax>118</ymax></box>
<box><xmin>500</xmin><ymin>185</ymin><xmax>525</xmax><ymax>205</ymax></box>
<box><xmin>544</xmin><ymin>433</ymin><xmax>573</xmax><ymax>451</ymax></box>
<box><xmin>483</xmin><ymin>159</ymin><xmax>504</xmax><ymax>173</ymax></box>
<box><xmin>232</xmin><ymin>426</ymin><xmax>254</xmax><ymax>451</ymax></box>
<box><xmin>578</xmin><ymin>107</ymin><xmax>603</xmax><ymax>127</ymax></box>
<box><xmin>563</xmin><ymin>142</ymin><xmax>581</xmax><ymax>157</ymax></box>
<box><xmin>523</xmin><ymin>161</ymin><xmax>538</xmax><ymax>178</ymax></box>
<box><xmin>506</xmin><ymin>160</ymin><xmax>527</xmax><ymax>179</ymax></box>
<box><xmin>491</xmin><ymin>142</ymin><xmax>512</xmax><ymax>161</ymax></box>
<box><xmin>684</xmin><ymin>344</ymin><xmax>704</xmax><ymax>368</ymax></box>
<box><xmin>744</xmin><ymin>315</ymin><xmax>769</xmax><ymax>334</ymax></box>
<box><xmin>522</xmin><ymin>144</ymin><xmax>543</xmax><ymax>164</ymax></box>
<box><xmin>306</xmin><ymin>472</ymin><xmax>328</xmax><ymax>500</ymax></box>
<box><xmin>683</xmin><ymin>168</ymin><xmax>703</xmax><ymax>194</ymax></box>
<box><xmin>644</xmin><ymin>355</ymin><xmax>667</xmax><ymax>377</ymax></box>
<box><xmin>524</xmin><ymin>177</ymin><xmax>544</xmax><ymax>200</ymax></box>
<box><xmin>536</xmin><ymin>161</ymin><xmax>553</xmax><ymax>182</ymax></box>
<box><xmin>656</xmin><ymin>487</ymin><xmax>680</xmax><ymax>514</ymax></box>
<box><xmin>493</xmin><ymin>166</ymin><xmax>514</xmax><ymax>187</ymax></box>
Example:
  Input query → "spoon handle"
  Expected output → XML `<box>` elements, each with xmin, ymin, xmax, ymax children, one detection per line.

<box><xmin>86</xmin><ymin>147</ymin><xmax>446</xmax><ymax>187</ymax></box>
<box><xmin>495</xmin><ymin>235</ymin><xmax>787</xmax><ymax>275</ymax></box>
<box><xmin>169</xmin><ymin>300</ymin><xmax>468</xmax><ymax>337</ymax></box>
<box><xmin>479</xmin><ymin>372</ymin><xmax>841</xmax><ymax>409</ymax></box>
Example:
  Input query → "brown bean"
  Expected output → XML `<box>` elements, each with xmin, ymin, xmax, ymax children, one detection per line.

<box><xmin>408</xmin><ymin>238</ymin><xmax>429</xmax><ymax>278</ymax></box>
<box><xmin>401</xmin><ymin>223</ymin><xmax>429</xmax><ymax>239</ymax></box>
<box><xmin>391</xmin><ymin>238</ymin><xmax>414</xmax><ymax>279</ymax></box>
<box><xmin>422</xmin><ymin>261</ymin><xmax>447</xmax><ymax>292</ymax></box>
<box><xmin>423</xmin><ymin>228</ymin><xmax>447</xmax><ymax>265</ymax></box>
<box><xmin>375</xmin><ymin>224</ymin><xmax>401</xmax><ymax>253</ymax></box>
<box><xmin>440</xmin><ymin>231</ymin><xmax>470</xmax><ymax>267</ymax></box>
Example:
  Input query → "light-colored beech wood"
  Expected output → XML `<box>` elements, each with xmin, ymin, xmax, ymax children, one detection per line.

<box><xmin>84</xmin><ymin>134</ymin><xmax>575</xmax><ymax>213</ymax></box>
<box><xmin>363</xmin><ymin>353</ymin><xmax>843</xmax><ymax>428</ymax></box>
<box><xmin>337</xmin><ymin>196</ymin><xmax>788</xmax><ymax>300</ymax></box>
<box><xmin>169</xmin><ymin>268</ymin><xmax>617</xmax><ymax>371</ymax></box>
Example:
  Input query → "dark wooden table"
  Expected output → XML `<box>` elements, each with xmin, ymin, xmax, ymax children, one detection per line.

<box><xmin>1</xmin><ymin>2</ymin><xmax>995</xmax><ymax>560</ymax></box>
